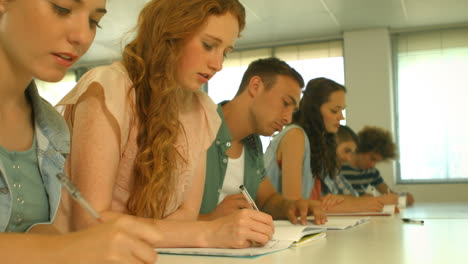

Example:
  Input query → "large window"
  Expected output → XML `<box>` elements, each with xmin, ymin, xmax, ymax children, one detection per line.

<box><xmin>208</xmin><ymin>41</ymin><xmax>345</xmax><ymax>152</ymax></box>
<box><xmin>395</xmin><ymin>28</ymin><xmax>468</xmax><ymax>183</ymax></box>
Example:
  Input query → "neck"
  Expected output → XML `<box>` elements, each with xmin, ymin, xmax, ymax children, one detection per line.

<box><xmin>222</xmin><ymin>96</ymin><xmax>255</xmax><ymax>143</ymax></box>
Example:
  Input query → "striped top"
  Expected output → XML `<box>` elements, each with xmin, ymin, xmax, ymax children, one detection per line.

<box><xmin>339</xmin><ymin>164</ymin><xmax>384</xmax><ymax>196</ymax></box>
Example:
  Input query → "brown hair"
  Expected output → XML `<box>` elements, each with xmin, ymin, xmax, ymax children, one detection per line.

<box><xmin>235</xmin><ymin>57</ymin><xmax>304</xmax><ymax>96</ymax></box>
<box><xmin>336</xmin><ymin>125</ymin><xmax>359</xmax><ymax>145</ymax></box>
<box><xmin>122</xmin><ymin>0</ymin><xmax>245</xmax><ymax>218</ymax></box>
<box><xmin>357</xmin><ymin>126</ymin><xmax>397</xmax><ymax>160</ymax></box>
<box><xmin>293</xmin><ymin>77</ymin><xmax>346</xmax><ymax>180</ymax></box>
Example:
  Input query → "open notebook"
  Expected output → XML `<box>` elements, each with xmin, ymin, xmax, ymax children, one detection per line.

<box><xmin>156</xmin><ymin>221</ymin><xmax>325</xmax><ymax>257</ymax></box>
<box><xmin>278</xmin><ymin>216</ymin><xmax>369</xmax><ymax>231</ymax></box>
<box><xmin>307</xmin><ymin>216</ymin><xmax>370</xmax><ymax>230</ymax></box>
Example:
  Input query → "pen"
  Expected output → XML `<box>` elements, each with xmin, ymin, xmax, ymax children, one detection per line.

<box><xmin>401</xmin><ymin>218</ymin><xmax>424</xmax><ymax>224</ymax></box>
<box><xmin>239</xmin><ymin>185</ymin><xmax>259</xmax><ymax>211</ymax></box>
<box><xmin>56</xmin><ymin>173</ymin><xmax>104</xmax><ymax>223</ymax></box>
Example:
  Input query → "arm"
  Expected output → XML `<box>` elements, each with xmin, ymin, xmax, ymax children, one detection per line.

<box><xmin>277</xmin><ymin>128</ymin><xmax>306</xmax><ymax>200</ymax></box>
<box><xmin>165</xmin><ymin>150</ymin><xmax>207</xmax><ymax>220</ymax></box>
<box><xmin>198</xmin><ymin>193</ymin><xmax>250</xmax><ymax>220</ymax></box>
<box><xmin>70</xmin><ymin>84</ymin><xmax>273</xmax><ymax>248</ymax></box>
<box><xmin>256</xmin><ymin>178</ymin><xmax>327</xmax><ymax>225</ymax></box>
<box><xmin>0</xmin><ymin>217</ymin><xmax>159</xmax><ymax>264</ymax></box>
<box><xmin>324</xmin><ymin>195</ymin><xmax>384</xmax><ymax>213</ymax></box>
<box><xmin>376</xmin><ymin>183</ymin><xmax>414</xmax><ymax>206</ymax></box>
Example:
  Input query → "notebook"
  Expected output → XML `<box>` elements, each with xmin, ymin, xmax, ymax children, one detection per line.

<box><xmin>156</xmin><ymin>221</ymin><xmax>325</xmax><ymax>257</ymax></box>
<box><xmin>303</xmin><ymin>217</ymin><xmax>370</xmax><ymax>230</ymax></box>
<box><xmin>291</xmin><ymin>232</ymin><xmax>326</xmax><ymax>247</ymax></box>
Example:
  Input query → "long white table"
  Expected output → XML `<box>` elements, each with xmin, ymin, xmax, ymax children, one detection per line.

<box><xmin>156</xmin><ymin>203</ymin><xmax>468</xmax><ymax>264</ymax></box>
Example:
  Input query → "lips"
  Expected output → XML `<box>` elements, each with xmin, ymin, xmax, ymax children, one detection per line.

<box><xmin>52</xmin><ymin>52</ymin><xmax>78</xmax><ymax>68</ymax></box>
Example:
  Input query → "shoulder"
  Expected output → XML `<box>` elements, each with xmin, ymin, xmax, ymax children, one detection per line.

<box><xmin>279</xmin><ymin>125</ymin><xmax>306</xmax><ymax>146</ymax></box>
<box><xmin>58</xmin><ymin>62</ymin><xmax>132</xmax><ymax>106</ymax></box>
<box><xmin>192</xmin><ymin>91</ymin><xmax>221</xmax><ymax>149</ymax></box>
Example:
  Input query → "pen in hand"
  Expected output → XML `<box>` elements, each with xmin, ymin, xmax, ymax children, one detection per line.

<box><xmin>239</xmin><ymin>185</ymin><xmax>259</xmax><ymax>211</ymax></box>
<box><xmin>56</xmin><ymin>173</ymin><xmax>104</xmax><ymax>223</ymax></box>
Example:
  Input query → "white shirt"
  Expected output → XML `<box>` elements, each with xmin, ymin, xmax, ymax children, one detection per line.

<box><xmin>218</xmin><ymin>146</ymin><xmax>245</xmax><ymax>204</ymax></box>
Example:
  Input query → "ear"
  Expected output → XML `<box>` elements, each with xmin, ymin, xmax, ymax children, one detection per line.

<box><xmin>247</xmin><ymin>76</ymin><xmax>263</xmax><ymax>98</ymax></box>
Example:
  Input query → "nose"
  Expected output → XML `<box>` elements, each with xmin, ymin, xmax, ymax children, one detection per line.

<box><xmin>344</xmin><ymin>153</ymin><xmax>352</xmax><ymax>162</ymax></box>
<box><xmin>338</xmin><ymin>110</ymin><xmax>345</xmax><ymax>121</ymax></box>
<box><xmin>208</xmin><ymin>52</ymin><xmax>224</xmax><ymax>73</ymax></box>
<box><xmin>68</xmin><ymin>16</ymin><xmax>95</xmax><ymax>56</ymax></box>
<box><xmin>282</xmin><ymin>108</ymin><xmax>294</xmax><ymax>125</ymax></box>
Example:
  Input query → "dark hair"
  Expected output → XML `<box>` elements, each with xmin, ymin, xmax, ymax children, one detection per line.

<box><xmin>235</xmin><ymin>57</ymin><xmax>304</xmax><ymax>96</ymax></box>
<box><xmin>336</xmin><ymin>125</ymin><xmax>359</xmax><ymax>145</ymax></box>
<box><xmin>293</xmin><ymin>77</ymin><xmax>346</xmax><ymax>180</ymax></box>
<box><xmin>357</xmin><ymin>126</ymin><xmax>397</xmax><ymax>160</ymax></box>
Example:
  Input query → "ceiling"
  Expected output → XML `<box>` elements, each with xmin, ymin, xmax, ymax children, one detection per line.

<box><xmin>76</xmin><ymin>0</ymin><xmax>468</xmax><ymax>67</ymax></box>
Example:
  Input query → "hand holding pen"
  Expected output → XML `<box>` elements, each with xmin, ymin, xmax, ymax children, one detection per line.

<box><xmin>56</xmin><ymin>173</ymin><xmax>103</xmax><ymax>223</ymax></box>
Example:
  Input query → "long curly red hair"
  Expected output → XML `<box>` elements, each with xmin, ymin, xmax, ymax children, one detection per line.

<box><xmin>122</xmin><ymin>0</ymin><xmax>245</xmax><ymax>218</ymax></box>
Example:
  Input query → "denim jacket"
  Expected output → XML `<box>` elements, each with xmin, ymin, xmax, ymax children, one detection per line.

<box><xmin>0</xmin><ymin>82</ymin><xmax>70</xmax><ymax>232</ymax></box>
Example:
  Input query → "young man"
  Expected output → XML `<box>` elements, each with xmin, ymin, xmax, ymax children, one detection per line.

<box><xmin>199</xmin><ymin>57</ymin><xmax>334</xmax><ymax>224</ymax></box>
<box><xmin>340</xmin><ymin>126</ymin><xmax>415</xmax><ymax>206</ymax></box>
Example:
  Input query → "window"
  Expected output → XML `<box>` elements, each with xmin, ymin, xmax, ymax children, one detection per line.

<box><xmin>35</xmin><ymin>71</ymin><xmax>77</xmax><ymax>105</ymax></box>
<box><xmin>208</xmin><ymin>41</ymin><xmax>345</xmax><ymax>152</ymax></box>
<box><xmin>394</xmin><ymin>28</ymin><xmax>468</xmax><ymax>183</ymax></box>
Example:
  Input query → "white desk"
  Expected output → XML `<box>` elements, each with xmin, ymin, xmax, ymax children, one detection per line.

<box><xmin>156</xmin><ymin>203</ymin><xmax>468</xmax><ymax>264</ymax></box>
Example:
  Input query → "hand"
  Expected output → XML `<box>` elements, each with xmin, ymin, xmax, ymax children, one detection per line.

<box><xmin>319</xmin><ymin>194</ymin><xmax>344</xmax><ymax>210</ymax></box>
<box><xmin>283</xmin><ymin>199</ymin><xmax>327</xmax><ymax>225</ymax></box>
<box><xmin>207</xmin><ymin>194</ymin><xmax>251</xmax><ymax>220</ymax></box>
<box><xmin>406</xmin><ymin>193</ymin><xmax>415</xmax><ymax>206</ymax></box>
<box><xmin>359</xmin><ymin>197</ymin><xmax>384</xmax><ymax>212</ymax></box>
<box><xmin>208</xmin><ymin>209</ymin><xmax>274</xmax><ymax>248</ymax></box>
<box><xmin>377</xmin><ymin>193</ymin><xmax>399</xmax><ymax>205</ymax></box>
<box><xmin>55</xmin><ymin>216</ymin><xmax>160</xmax><ymax>263</ymax></box>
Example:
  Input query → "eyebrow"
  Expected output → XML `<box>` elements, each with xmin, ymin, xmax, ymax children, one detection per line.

<box><xmin>204</xmin><ymin>34</ymin><xmax>234</xmax><ymax>50</ymax></box>
<box><xmin>72</xmin><ymin>0</ymin><xmax>107</xmax><ymax>13</ymax></box>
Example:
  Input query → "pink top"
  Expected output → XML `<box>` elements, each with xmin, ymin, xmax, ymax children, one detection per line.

<box><xmin>54</xmin><ymin>62</ymin><xmax>220</xmax><ymax>231</ymax></box>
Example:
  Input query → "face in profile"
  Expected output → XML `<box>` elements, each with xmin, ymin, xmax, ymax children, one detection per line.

<box><xmin>177</xmin><ymin>12</ymin><xmax>239</xmax><ymax>91</ymax></box>
<box><xmin>356</xmin><ymin>152</ymin><xmax>383</xmax><ymax>169</ymax></box>
<box><xmin>250</xmin><ymin>75</ymin><xmax>301</xmax><ymax>136</ymax></box>
<box><xmin>336</xmin><ymin>140</ymin><xmax>357</xmax><ymax>165</ymax></box>
<box><xmin>0</xmin><ymin>0</ymin><xmax>107</xmax><ymax>82</ymax></box>
<box><xmin>320</xmin><ymin>90</ymin><xmax>346</xmax><ymax>133</ymax></box>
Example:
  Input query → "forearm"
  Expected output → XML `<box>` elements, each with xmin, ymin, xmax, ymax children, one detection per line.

<box><xmin>325</xmin><ymin>198</ymin><xmax>380</xmax><ymax>213</ymax></box>
<box><xmin>0</xmin><ymin>234</ymin><xmax>58</xmax><ymax>263</ymax></box>
<box><xmin>87</xmin><ymin>210</ymin><xmax>214</xmax><ymax>248</ymax></box>
<box><xmin>259</xmin><ymin>193</ymin><xmax>289</xmax><ymax>219</ymax></box>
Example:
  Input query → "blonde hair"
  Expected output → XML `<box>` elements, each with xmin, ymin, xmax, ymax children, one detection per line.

<box><xmin>122</xmin><ymin>0</ymin><xmax>245</xmax><ymax>218</ymax></box>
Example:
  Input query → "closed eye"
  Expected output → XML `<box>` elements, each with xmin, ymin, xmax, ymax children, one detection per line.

<box><xmin>52</xmin><ymin>3</ymin><xmax>71</xmax><ymax>16</ymax></box>
<box><xmin>202</xmin><ymin>42</ymin><xmax>213</xmax><ymax>51</ymax></box>
<box><xmin>89</xmin><ymin>18</ymin><xmax>102</xmax><ymax>29</ymax></box>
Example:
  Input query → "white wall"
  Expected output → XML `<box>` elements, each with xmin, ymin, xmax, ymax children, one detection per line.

<box><xmin>343</xmin><ymin>28</ymin><xmax>468</xmax><ymax>202</ymax></box>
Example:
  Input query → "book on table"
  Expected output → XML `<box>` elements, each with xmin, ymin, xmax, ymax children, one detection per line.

<box><xmin>155</xmin><ymin>221</ymin><xmax>325</xmax><ymax>257</ymax></box>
